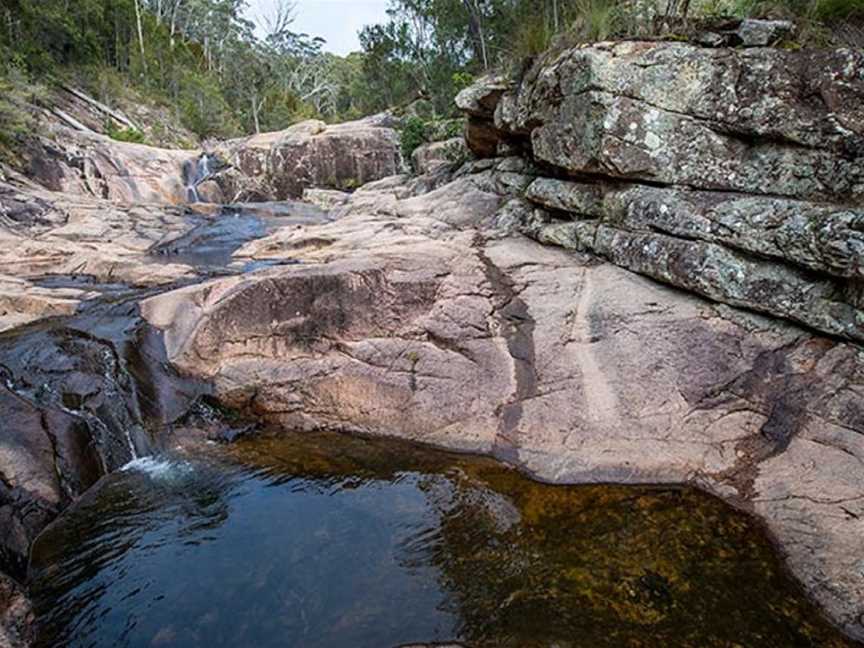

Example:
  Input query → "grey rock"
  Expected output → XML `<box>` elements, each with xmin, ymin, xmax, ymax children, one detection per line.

<box><xmin>523</xmin><ymin>179</ymin><xmax>864</xmax><ymax>280</ymax></box>
<box><xmin>735</xmin><ymin>19</ymin><xmax>795</xmax><ymax>47</ymax></box>
<box><xmin>411</xmin><ymin>137</ymin><xmax>468</xmax><ymax>175</ymax></box>
<box><xmin>525</xmin><ymin>177</ymin><xmax>603</xmax><ymax>216</ymax></box>
<box><xmin>455</xmin><ymin>74</ymin><xmax>511</xmax><ymax>119</ymax></box>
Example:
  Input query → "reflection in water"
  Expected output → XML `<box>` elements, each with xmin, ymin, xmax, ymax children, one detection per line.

<box><xmin>29</xmin><ymin>431</ymin><xmax>857</xmax><ymax>648</ymax></box>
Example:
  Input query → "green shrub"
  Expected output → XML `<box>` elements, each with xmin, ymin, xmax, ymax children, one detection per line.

<box><xmin>177</xmin><ymin>71</ymin><xmax>241</xmax><ymax>140</ymax></box>
<box><xmin>0</xmin><ymin>65</ymin><xmax>44</xmax><ymax>158</ymax></box>
<box><xmin>399</xmin><ymin>116</ymin><xmax>430</xmax><ymax>161</ymax></box>
<box><xmin>106</xmin><ymin>123</ymin><xmax>146</xmax><ymax>144</ymax></box>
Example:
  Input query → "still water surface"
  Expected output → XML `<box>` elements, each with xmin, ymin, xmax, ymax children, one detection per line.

<box><xmin>29</xmin><ymin>431</ymin><xmax>856</xmax><ymax>647</ymax></box>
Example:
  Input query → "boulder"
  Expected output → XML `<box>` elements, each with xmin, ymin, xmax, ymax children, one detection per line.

<box><xmin>214</xmin><ymin>116</ymin><xmax>402</xmax><ymax>200</ymax></box>
<box><xmin>455</xmin><ymin>74</ymin><xmax>511</xmax><ymax>119</ymax></box>
<box><xmin>411</xmin><ymin>137</ymin><xmax>468</xmax><ymax>174</ymax></box>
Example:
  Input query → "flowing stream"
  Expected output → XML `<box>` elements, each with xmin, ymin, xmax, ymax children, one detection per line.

<box><xmin>27</xmin><ymin>430</ymin><xmax>856</xmax><ymax>648</ymax></box>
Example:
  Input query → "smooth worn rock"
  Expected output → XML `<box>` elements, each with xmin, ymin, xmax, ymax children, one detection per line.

<box><xmin>141</xmin><ymin>167</ymin><xmax>864</xmax><ymax>641</ymax></box>
<box><xmin>0</xmin><ymin>384</ymin><xmax>99</xmax><ymax>579</ymax></box>
<box><xmin>24</xmin><ymin>127</ymin><xmax>196</xmax><ymax>205</ymax></box>
<box><xmin>213</xmin><ymin>115</ymin><xmax>402</xmax><ymax>200</ymax></box>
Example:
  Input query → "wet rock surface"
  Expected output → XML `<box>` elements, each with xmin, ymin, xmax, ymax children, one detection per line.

<box><xmin>0</xmin><ymin>574</ymin><xmax>32</xmax><ymax>648</ymax></box>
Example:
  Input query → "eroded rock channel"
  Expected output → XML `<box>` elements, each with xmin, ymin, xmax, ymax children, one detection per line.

<box><xmin>2</xmin><ymin>30</ymin><xmax>864</xmax><ymax>648</ymax></box>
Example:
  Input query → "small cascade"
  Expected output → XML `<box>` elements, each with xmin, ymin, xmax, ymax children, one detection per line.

<box><xmin>182</xmin><ymin>153</ymin><xmax>213</xmax><ymax>203</ymax></box>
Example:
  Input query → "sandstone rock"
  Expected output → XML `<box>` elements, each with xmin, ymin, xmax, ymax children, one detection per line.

<box><xmin>141</xmin><ymin>168</ymin><xmax>864</xmax><ymax>640</ymax></box>
<box><xmin>214</xmin><ymin>116</ymin><xmax>402</xmax><ymax>200</ymax></box>
<box><xmin>412</xmin><ymin>137</ymin><xmax>468</xmax><ymax>174</ymax></box>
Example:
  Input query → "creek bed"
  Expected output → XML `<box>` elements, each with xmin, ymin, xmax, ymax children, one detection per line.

<box><xmin>28</xmin><ymin>430</ymin><xmax>856</xmax><ymax>648</ymax></box>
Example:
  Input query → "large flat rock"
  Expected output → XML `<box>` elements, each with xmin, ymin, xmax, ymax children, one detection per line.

<box><xmin>141</xmin><ymin>174</ymin><xmax>864</xmax><ymax>641</ymax></box>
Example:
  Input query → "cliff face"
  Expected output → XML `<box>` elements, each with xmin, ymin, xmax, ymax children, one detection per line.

<box><xmin>457</xmin><ymin>39</ymin><xmax>864</xmax><ymax>343</ymax></box>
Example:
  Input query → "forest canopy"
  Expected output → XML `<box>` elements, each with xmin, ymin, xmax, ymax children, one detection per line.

<box><xmin>1</xmin><ymin>0</ymin><xmax>861</xmax><ymax>142</ymax></box>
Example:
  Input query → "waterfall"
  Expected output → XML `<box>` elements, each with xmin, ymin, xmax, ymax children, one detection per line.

<box><xmin>183</xmin><ymin>153</ymin><xmax>213</xmax><ymax>203</ymax></box>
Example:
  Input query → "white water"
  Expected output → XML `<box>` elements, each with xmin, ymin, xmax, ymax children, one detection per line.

<box><xmin>121</xmin><ymin>456</ymin><xmax>192</xmax><ymax>480</ymax></box>
<box><xmin>184</xmin><ymin>154</ymin><xmax>212</xmax><ymax>203</ymax></box>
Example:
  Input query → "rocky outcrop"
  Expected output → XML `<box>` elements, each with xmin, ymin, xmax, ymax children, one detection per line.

<box><xmin>411</xmin><ymin>137</ymin><xmax>468</xmax><ymax>174</ymax></box>
<box><xmin>212</xmin><ymin>115</ymin><xmax>402</xmax><ymax>201</ymax></box>
<box><xmin>3</xmin><ymin>30</ymin><xmax>864</xmax><ymax>647</ymax></box>
<box><xmin>22</xmin><ymin>128</ymin><xmax>195</xmax><ymax>205</ymax></box>
<box><xmin>455</xmin><ymin>39</ymin><xmax>864</xmax><ymax>344</ymax></box>
<box><xmin>17</xmin><ymin>113</ymin><xmax>401</xmax><ymax>207</ymax></box>
<box><xmin>139</xmin><ymin>163</ymin><xmax>864</xmax><ymax>641</ymax></box>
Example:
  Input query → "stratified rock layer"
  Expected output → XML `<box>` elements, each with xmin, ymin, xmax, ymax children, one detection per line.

<box><xmin>457</xmin><ymin>40</ymin><xmax>864</xmax><ymax>343</ymax></box>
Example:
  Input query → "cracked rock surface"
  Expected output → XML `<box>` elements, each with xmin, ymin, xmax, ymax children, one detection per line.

<box><xmin>141</xmin><ymin>166</ymin><xmax>864</xmax><ymax>640</ymax></box>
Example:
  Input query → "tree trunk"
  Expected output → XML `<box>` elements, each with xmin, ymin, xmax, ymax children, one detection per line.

<box><xmin>133</xmin><ymin>0</ymin><xmax>148</xmax><ymax>75</ymax></box>
<box><xmin>251</xmin><ymin>93</ymin><xmax>261</xmax><ymax>134</ymax></box>
<box><xmin>462</xmin><ymin>0</ymin><xmax>488</xmax><ymax>70</ymax></box>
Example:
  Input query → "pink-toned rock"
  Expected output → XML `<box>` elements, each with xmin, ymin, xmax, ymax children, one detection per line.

<box><xmin>213</xmin><ymin>116</ymin><xmax>401</xmax><ymax>200</ymax></box>
<box><xmin>141</xmin><ymin>171</ymin><xmax>864</xmax><ymax>641</ymax></box>
<box><xmin>24</xmin><ymin>127</ymin><xmax>196</xmax><ymax>205</ymax></box>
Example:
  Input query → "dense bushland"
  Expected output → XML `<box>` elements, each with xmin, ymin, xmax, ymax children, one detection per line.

<box><xmin>0</xmin><ymin>0</ymin><xmax>859</xmax><ymax>157</ymax></box>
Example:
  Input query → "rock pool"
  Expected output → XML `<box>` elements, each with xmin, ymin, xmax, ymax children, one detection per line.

<box><xmin>29</xmin><ymin>431</ymin><xmax>856</xmax><ymax>648</ymax></box>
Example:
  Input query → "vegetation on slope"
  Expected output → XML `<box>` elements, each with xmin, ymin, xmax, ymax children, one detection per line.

<box><xmin>0</xmin><ymin>0</ymin><xmax>859</xmax><ymax>163</ymax></box>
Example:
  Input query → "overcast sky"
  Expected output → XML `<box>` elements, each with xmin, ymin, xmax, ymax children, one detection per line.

<box><xmin>245</xmin><ymin>0</ymin><xmax>391</xmax><ymax>55</ymax></box>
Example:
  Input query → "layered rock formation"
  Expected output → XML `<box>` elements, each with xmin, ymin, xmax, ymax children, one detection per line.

<box><xmin>457</xmin><ymin>40</ymin><xmax>864</xmax><ymax>343</ymax></box>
